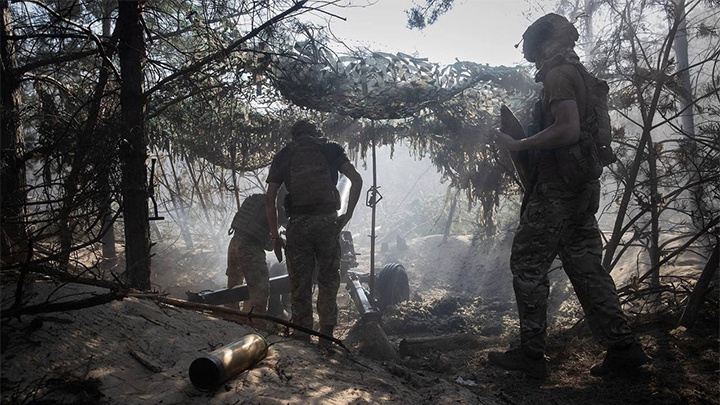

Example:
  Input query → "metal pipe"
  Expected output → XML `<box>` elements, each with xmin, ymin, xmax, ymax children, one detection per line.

<box><xmin>346</xmin><ymin>273</ymin><xmax>380</xmax><ymax>322</ymax></box>
<box><xmin>369</xmin><ymin>123</ymin><xmax>377</xmax><ymax>302</ymax></box>
<box><xmin>186</xmin><ymin>274</ymin><xmax>291</xmax><ymax>305</ymax></box>
<box><xmin>189</xmin><ymin>333</ymin><xmax>268</xmax><ymax>391</ymax></box>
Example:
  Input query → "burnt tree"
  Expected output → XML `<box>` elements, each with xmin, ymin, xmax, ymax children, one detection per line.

<box><xmin>118</xmin><ymin>0</ymin><xmax>151</xmax><ymax>290</ymax></box>
<box><xmin>0</xmin><ymin>1</ymin><xmax>27</xmax><ymax>265</ymax></box>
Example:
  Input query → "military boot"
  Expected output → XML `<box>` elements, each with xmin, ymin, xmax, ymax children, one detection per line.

<box><xmin>590</xmin><ymin>341</ymin><xmax>649</xmax><ymax>377</ymax></box>
<box><xmin>318</xmin><ymin>325</ymin><xmax>335</xmax><ymax>348</ymax></box>
<box><xmin>488</xmin><ymin>348</ymin><xmax>549</xmax><ymax>379</ymax></box>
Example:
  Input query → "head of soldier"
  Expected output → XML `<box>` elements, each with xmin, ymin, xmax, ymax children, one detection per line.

<box><xmin>522</xmin><ymin>13</ymin><xmax>579</xmax><ymax>68</ymax></box>
<box><xmin>290</xmin><ymin>119</ymin><xmax>320</xmax><ymax>141</ymax></box>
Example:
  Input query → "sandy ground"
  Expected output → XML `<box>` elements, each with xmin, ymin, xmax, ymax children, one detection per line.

<box><xmin>1</xmin><ymin>282</ymin><xmax>491</xmax><ymax>405</ymax></box>
<box><xmin>1</xmin><ymin>235</ymin><xmax>505</xmax><ymax>405</ymax></box>
<box><xmin>1</xmin><ymin>233</ymin><xmax>717</xmax><ymax>404</ymax></box>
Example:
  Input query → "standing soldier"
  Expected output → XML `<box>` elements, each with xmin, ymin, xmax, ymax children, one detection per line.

<box><xmin>265</xmin><ymin>119</ymin><xmax>363</xmax><ymax>345</ymax></box>
<box><xmin>492</xmin><ymin>14</ymin><xmax>648</xmax><ymax>378</ymax></box>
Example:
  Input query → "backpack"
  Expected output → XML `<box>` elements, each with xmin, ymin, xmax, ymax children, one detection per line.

<box><xmin>549</xmin><ymin>62</ymin><xmax>617</xmax><ymax>185</ymax></box>
<box><xmin>285</xmin><ymin>138</ymin><xmax>338</xmax><ymax>213</ymax></box>
<box><xmin>576</xmin><ymin>64</ymin><xmax>616</xmax><ymax>167</ymax></box>
<box><xmin>230</xmin><ymin>194</ymin><xmax>271</xmax><ymax>247</ymax></box>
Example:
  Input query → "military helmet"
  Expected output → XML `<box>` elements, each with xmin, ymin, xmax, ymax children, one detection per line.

<box><xmin>522</xmin><ymin>13</ymin><xmax>579</xmax><ymax>62</ymax></box>
<box><xmin>290</xmin><ymin>119</ymin><xmax>320</xmax><ymax>140</ymax></box>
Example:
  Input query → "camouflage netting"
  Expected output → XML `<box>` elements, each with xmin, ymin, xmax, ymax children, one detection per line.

<box><xmin>268</xmin><ymin>41</ymin><xmax>538</xmax><ymax>123</ymax></box>
<box><xmin>160</xmin><ymin>39</ymin><xmax>541</xmax><ymax>225</ymax></box>
<box><xmin>262</xmin><ymin>41</ymin><xmax>540</xmax><ymax>227</ymax></box>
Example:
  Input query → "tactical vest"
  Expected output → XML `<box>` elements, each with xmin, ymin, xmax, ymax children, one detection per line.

<box><xmin>536</xmin><ymin>55</ymin><xmax>616</xmax><ymax>184</ymax></box>
<box><xmin>230</xmin><ymin>194</ymin><xmax>271</xmax><ymax>246</ymax></box>
<box><xmin>285</xmin><ymin>138</ymin><xmax>338</xmax><ymax>215</ymax></box>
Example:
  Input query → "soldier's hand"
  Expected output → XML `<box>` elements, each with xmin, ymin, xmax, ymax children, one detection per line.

<box><xmin>337</xmin><ymin>213</ymin><xmax>351</xmax><ymax>230</ymax></box>
<box><xmin>494</xmin><ymin>129</ymin><xmax>521</xmax><ymax>151</ymax></box>
<box><xmin>272</xmin><ymin>237</ymin><xmax>285</xmax><ymax>262</ymax></box>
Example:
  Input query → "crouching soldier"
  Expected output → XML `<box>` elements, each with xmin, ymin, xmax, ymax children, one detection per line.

<box><xmin>226</xmin><ymin>191</ymin><xmax>287</xmax><ymax>329</ymax></box>
<box><xmin>266</xmin><ymin>119</ymin><xmax>363</xmax><ymax>345</ymax></box>
<box><xmin>226</xmin><ymin>194</ymin><xmax>271</xmax><ymax>326</ymax></box>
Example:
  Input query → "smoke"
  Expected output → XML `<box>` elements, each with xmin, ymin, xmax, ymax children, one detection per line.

<box><xmin>346</xmin><ymin>142</ymin><xmax>448</xmax><ymax>251</ymax></box>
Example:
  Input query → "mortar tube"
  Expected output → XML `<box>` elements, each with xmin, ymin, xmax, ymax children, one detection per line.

<box><xmin>346</xmin><ymin>275</ymin><xmax>381</xmax><ymax>322</ymax></box>
<box><xmin>189</xmin><ymin>333</ymin><xmax>268</xmax><ymax>391</ymax></box>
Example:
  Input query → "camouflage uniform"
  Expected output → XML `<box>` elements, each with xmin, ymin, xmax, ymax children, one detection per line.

<box><xmin>285</xmin><ymin>213</ymin><xmax>341</xmax><ymax>330</ymax></box>
<box><xmin>266</xmin><ymin>127</ymin><xmax>351</xmax><ymax>336</ymax></box>
<box><xmin>512</xmin><ymin>179</ymin><xmax>636</xmax><ymax>357</ymax></box>
<box><xmin>226</xmin><ymin>233</ymin><xmax>269</xmax><ymax>320</ymax></box>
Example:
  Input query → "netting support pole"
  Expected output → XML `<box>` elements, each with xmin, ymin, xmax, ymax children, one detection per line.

<box><xmin>369</xmin><ymin>121</ymin><xmax>377</xmax><ymax>302</ymax></box>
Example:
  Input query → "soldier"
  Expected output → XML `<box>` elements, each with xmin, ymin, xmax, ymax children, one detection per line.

<box><xmin>265</xmin><ymin>119</ymin><xmax>362</xmax><ymax>345</ymax></box>
<box><xmin>226</xmin><ymin>190</ymin><xmax>287</xmax><ymax>329</ymax></box>
<box><xmin>492</xmin><ymin>14</ymin><xmax>648</xmax><ymax>378</ymax></box>
<box><xmin>226</xmin><ymin>194</ymin><xmax>271</xmax><ymax>328</ymax></box>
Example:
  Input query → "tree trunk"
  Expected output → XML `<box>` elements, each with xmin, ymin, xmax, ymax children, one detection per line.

<box><xmin>647</xmin><ymin>137</ymin><xmax>661</xmax><ymax>286</ymax></box>
<box><xmin>118</xmin><ymin>0</ymin><xmax>151</xmax><ymax>290</ymax></box>
<box><xmin>56</xmin><ymin>26</ymin><xmax>113</xmax><ymax>269</ymax></box>
<box><xmin>99</xmin><ymin>0</ymin><xmax>116</xmax><ymax>264</ymax></box>
<box><xmin>442</xmin><ymin>189</ymin><xmax>458</xmax><ymax>243</ymax></box>
<box><xmin>672</xmin><ymin>0</ymin><xmax>706</xmax><ymax>231</ymax></box>
<box><xmin>1</xmin><ymin>2</ymin><xmax>28</xmax><ymax>265</ymax></box>
<box><xmin>101</xmin><ymin>204</ymin><xmax>117</xmax><ymax>263</ymax></box>
<box><xmin>672</xmin><ymin>1</ymin><xmax>695</xmax><ymax>138</ymax></box>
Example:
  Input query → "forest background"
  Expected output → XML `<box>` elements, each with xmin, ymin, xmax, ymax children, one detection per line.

<box><xmin>1</xmin><ymin>0</ymin><xmax>718</xmax><ymax>327</ymax></box>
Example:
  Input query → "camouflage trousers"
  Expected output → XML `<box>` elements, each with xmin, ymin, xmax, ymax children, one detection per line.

<box><xmin>285</xmin><ymin>213</ymin><xmax>341</xmax><ymax>330</ymax></box>
<box><xmin>226</xmin><ymin>234</ymin><xmax>269</xmax><ymax>322</ymax></box>
<box><xmin>511</xmin><ymin>180</ymin><xmax>635</xmax><ymax>358</ymax></box>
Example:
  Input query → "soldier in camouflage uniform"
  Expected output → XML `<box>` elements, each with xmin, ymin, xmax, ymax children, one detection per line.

<box><xmin>265</xmin><ymin>120</ymin><xmax>363</xmax><ymax>345</ymax></box>
<box><xmin>226</xmin><ymin>233</ymin><xmax>269</xmax><ymax>314</ymax></box>
<box><xmin>492</xmin><ymin>14</ymin><xmax>648</xmax><ymax>378</ymax></box>
<box><xmin>225</xmin><ymin>194</ymin><xmax>274</xmax><ymax>330</ymax></box>
<box><xmin>226</xmin><ymin>191</ymin><xmax>288</xmax><ymax>330</ymax></box>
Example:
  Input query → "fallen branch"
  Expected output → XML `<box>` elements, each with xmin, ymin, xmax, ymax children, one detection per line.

<box><xmin>128</xmin><ymin>348</ymin><xmax>163</xmax><ymax>373</ymax></box>
<box><xmin>2</xmin><ymin>291</ymin><xmax>127</xmax><ymax>319</ymax></box>
<box><xmin>678</xmin><ymin>241</ymin><xmax>719</xmax><ymax>328</ymax></box>
<box><xmin>138</xmin><ymin>295</ymin><xmax>349</xmax><ymax>352</ymax></box>
<box><xmin>3</xmin><ymin>263</ymin><xmax>125</xmax><ymax>291</ymax></box>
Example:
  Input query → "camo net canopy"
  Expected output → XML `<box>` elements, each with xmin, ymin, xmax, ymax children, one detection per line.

<box><xmin>259</xmin><ymin>41</ymin><xmax>540</xmax><ymax>229</ymax></box>
<box><xmin>268</xmin><ymin>41</ymin><xmax>538</xmax><ymax>123</ymax></box>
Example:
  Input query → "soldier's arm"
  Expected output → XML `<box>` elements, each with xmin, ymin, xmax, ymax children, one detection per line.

<box><xmin>338</xmin><ymin>161</ymin><xmax>363</xmax><ymax>228</ymax></box>
<box><xmin>496</xmin><ymin>99</ymin><xmax>580</xmax><ymax>152</ymax></box>
<box><xmin>266</xmin><ymin>182</ymin><xmax>284</xmax><ymax>262</ymax></box>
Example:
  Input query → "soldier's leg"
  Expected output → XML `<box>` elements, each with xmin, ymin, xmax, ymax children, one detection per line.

<box><xmin>286</xmin><ymin>216</ymin><xmax>316</xmax><ymax>335</ymax></box>
<box><xmin>489</xmin><ymin>185</ymin><xmax>566</xmax><ymax>378</ymax></box>
<box><xmin>559</xmin><ymin>215</ymin><xmax>635</xmax><ymax>348</ymax></box>
<box><xmin>511</xmin><ymin>211</ymin><xmax>561</xmax><ymax>358</ymax></box>
<box><xmin>240</xmin><ymin>244</ymin><xmax>270</xmax><ymax>329</ymax></box>
<box><xmin>225</xmin><ymin>236</ymin><xmax>244</xmax><ymax>310</ymax></box>
<box><xmin>314</xmin><ymin>215</ymin><xmax>342</xmax><ymax>329</ymax></box>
